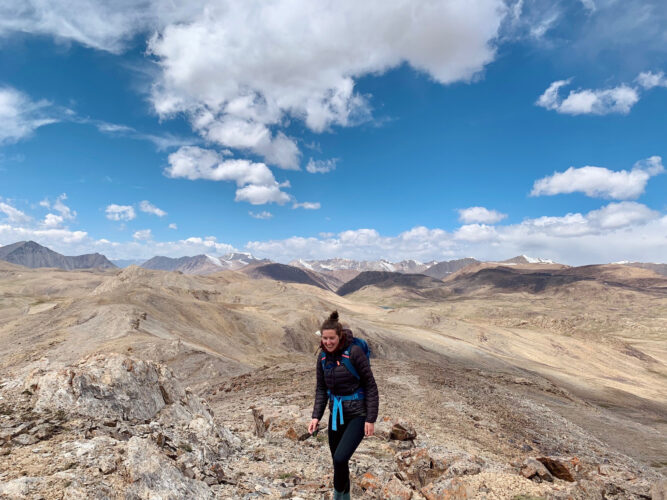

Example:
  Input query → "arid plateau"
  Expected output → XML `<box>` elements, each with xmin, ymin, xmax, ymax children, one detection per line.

<box><xmin>0</xmin><ymin>260</ymin><xmax>665</xmax><ymax>499</ymax></box>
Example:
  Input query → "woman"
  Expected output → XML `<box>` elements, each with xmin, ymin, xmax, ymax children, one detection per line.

<box><xmin>308</xmin><ymin>311</ymin><xmax>379</xmax><ymax>500</ymax></box>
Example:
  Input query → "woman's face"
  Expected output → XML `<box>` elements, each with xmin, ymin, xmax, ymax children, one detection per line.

<box><xmin>321</xmin><ymin>329</ymin><xmax>340</xmax><ymax>353</ymax></box>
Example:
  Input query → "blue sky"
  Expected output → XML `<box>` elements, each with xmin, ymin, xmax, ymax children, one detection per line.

<box><xmin>0</xmin><ymin>0</ymin><xmax>665</xmax><ymax>264</ymax></box>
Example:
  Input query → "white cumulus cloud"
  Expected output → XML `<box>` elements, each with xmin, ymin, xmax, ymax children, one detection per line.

<box><xmin>536</xmin><ymin>79</ymin><xmax>639</xmax><ymax>115</ymax></box>
<box><xmin>168</xmin><ymin>223</ymin><xmax>178</xmax><ymax>230</ymax></box>
<box><xmin>165</xmin><ymin>146</ymin><xmax>291</xmax><ymax>205</ymax></box>
<box><xmin>139</xmin><ymin>200</ymin><xmax>167</xmax><ymax>217</ymax></box>
<box><xmin>133</xmin><ymin>229</ymin><xmax>152</xmax><ymax>241</ymax></box>
<box><xmin>454</xmin><ymin>224</ymin><xmax>498</xmax><ymax>242</ymax></box>
<box><xmin>42</xmin><ymin>213</ymin><xmax>65</xmax><ymax>228</ymax></box>
<box><xmin>41</xmin><ymin>193</ymin><xmax>76</xmax><ymax>228</ymax></box>
<box><xmin>246</xmin><ymin>201</ymin><xmax>665</xmax><ymax>265</ymax></box>
<box><xmin>105</xmin><ymin>204</ymin><xmax>136</xmax><ymax>221</ymax></box>
<box><xmin>1</xmin><ymin>196</ymin><xmax>665</xmax><ymax>267</ymax></box>
<box><xmin>531</xmin><ymin>156</ymin><xmax>664</xmax><ymax>199</ymax></box>
<box><xmin>458</xmin><ymin>206</ymin><xmax>507</xmax><ymax>224</ymax></box>
<box><xmin>586</xmin><ymin>201</ymin><xmax>659</xmax><ymax>229</ymax></box>
<box><xmin>235</xmin><ymin>184</ymin><xmax>291</xmax><ymax>205</ymax></box>
<box><xmin>148</xmin><ymin>0</ymin><xmax>506</xmax><ymax>168</ymax></box>
<box><xmin>636</xmin><ymin>71</ymin><xmax>667</xmax><ymax>90</ymax></box>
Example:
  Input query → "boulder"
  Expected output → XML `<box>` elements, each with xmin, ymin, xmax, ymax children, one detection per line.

<box><xmin>651</xmin><ymin>479</ymin><xmax>667</xmax><ymax>500</ymax></box>
<box><xmin>0</xmin><ymin>477</ymin><xmax>40</xmax><ymax>498</ymax></box>
<box><xmin>26</xmin><ymin>355</ymin><xmax>171</xmax><ymax>421</ymax></box>
<box><xmin>358</xmin><ymin>471</ymin><xmax>383</xmax><ymax>492</ymax></box>
<box><xmin>421</xmin><ymin>477</ymin><xmax>472</xmax><ymax>500</ymax></box>
<box><xmin>391</xmin><ymin>421</ymin><xmax>417</xmax><ymax>441</ymax></box>
<box><xmin>521</xmin><ymin>458</ymin><xmax>553</xmax><ymax>483</ymax></box>
<box><xmin>396</xmin><ymin>448</ymin><xmax>450</xmax><ymax>487</ymax></box>
<box><xmin>381</xmin><ymin>477</ymin><xmax>413</xmax><ymax>499</ymax></box>
<box><xmin>284</xmin><ymin>427</ymin><xmax>299</xmax><ymax>441</ymax></box>
<box><xmin>446</xmin><ymin>457</ymin><xmax>483</xmax><ymax>477</ymax></box>
<box><xmin>536</xmin><ymin>456</ymin><xmax>575</xmax><ymax>482</ymax></box>
<box><xmin>123</xmin><ymin>436</ymin><xmax>214</xmax><ymax>499</ymax></box>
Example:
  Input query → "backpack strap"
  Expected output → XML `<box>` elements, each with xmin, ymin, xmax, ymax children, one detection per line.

<box><xmin>321</xmin><ymin>347</ymin><xmax>360</xmax><ymax>380</ymax></box>
<box><xmin>340</xmin><ymin>347</ymin><xmax>360</xmax><ymax>380</ymax></box>
<box><xmin>320</xmin><ymin>351</ymin><xmax>328</xmax><ymax>373</ymax></box>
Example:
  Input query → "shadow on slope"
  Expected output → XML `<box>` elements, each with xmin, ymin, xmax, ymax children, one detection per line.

<box><xmin>241</xmin><ymin>262</ymin><xmax>339</xmax><ymax>291</ymax></box>
<box><xmin>337</xmin><ymin>271</ymin><xmax>446</xmax><ymax>296</ymax></box>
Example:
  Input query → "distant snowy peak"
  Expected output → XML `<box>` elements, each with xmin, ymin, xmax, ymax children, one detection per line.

<box><xmin>289</xmin><ymin>258</ymin><xmax>433</xmax><ymax>274</ymax></box>
<box><xmin>205</xmin><ymin>254</ymin><xmax>223</xmax><ymax>267</ymax></box>
<box><xmin>378</xmin><ymin>260</ymin><xmax>396</xmax><ymax>272</ymax></box>
<box><xmin>523</xmin><ymin>255</ymin><xmax>555</xmax><ymax>264</ymax></box>
<box><xmin>222</xmin><ymin>251</ymin><xmax>255</xmax><ymax>260</ymax></box>
<box><xmin>219</xmin><ymin>251</ymin><xmax>266</xmax><ymax>270</ymax></box>
<box><xmin>293</xmin><ymin>258</ymin><xmax>313</xmax><ymax>270</ymax></box>
<box><xmin>502</xmin><ymin>255</ymin><xmax>555</xmax><ymax>265</ymax></box>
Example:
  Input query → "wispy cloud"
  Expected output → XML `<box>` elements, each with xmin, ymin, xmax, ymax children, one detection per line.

<box><xmin>92</xmin><ymin>120</ymin><xmax>196</xmax><ymax>151</ymax></box>
<box><xmin>139</xmin><ymin>200</ymin><xmax>167</xmax><ymax>217</ymax></box>
<box><xmin>0</xmin><ymin>200</ymin><xmax>33</xmax><ymax>225</ymax></box>
<box><xmin>293</xmin><ymin>202</ymin><xmax>321</xmax><ymax>210</ymax></box>
<box><xmin>249</xmin><ymin>211</ymin><xmax>273</xmax><ymax>220</ymax></box>
<box><xmin>0</xmin><ymin>86</ymin><xmax>58</xmax><ymax>144</ymax></box>
<box><xmin>105</xmin><ymin>204</ymin><xmax>136</xmax><ymax>221</ymax></box>
<box><xmin>306</xmin><ymin>158</ymin><xmax>337</xmax><ymax>174</ymax></box>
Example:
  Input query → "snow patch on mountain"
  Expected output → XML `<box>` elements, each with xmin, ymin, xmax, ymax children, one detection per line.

<box><xmin>205</xmin><ymin>254</ymin><xmax>223</xmax><ymax>267</ymax></box>
<box><xmin>522</xmin><ymin>255</ymin><xmax>555</xmax><ymax>264</ymax></box>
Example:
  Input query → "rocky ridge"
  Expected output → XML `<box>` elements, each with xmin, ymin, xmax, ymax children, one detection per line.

<box><xmin>2</xmin><ymin>353</ymin><xmax>663</xmax><ymax>499</ymax></box>
<box><xmin>0</xmin><ymin>353</ymin><xmax>239</xmax><ymax>499</ymax></box>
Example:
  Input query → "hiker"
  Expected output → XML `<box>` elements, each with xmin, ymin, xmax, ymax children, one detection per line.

<box><xmin>308</xmin><ymin>311</ymin><xmax>379</xmax><ymax>500</ymax></box>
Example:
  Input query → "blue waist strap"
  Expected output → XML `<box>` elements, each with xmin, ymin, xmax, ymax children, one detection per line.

<box><xmin>329</xmin><ymin>390</ymin><xmax>365</xmax><ymax>431</ymax></box>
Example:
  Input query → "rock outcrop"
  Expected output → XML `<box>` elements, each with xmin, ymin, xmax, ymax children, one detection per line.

<box><xmin>0</xmin><ymin>353</ymin><xmax>239</xmax><ymax>499</ymax></box>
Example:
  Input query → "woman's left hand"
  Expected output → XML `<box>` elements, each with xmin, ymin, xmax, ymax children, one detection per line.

<box><xmin>364</xmin><ymin>422</ymin><xmax>374</xmax><ymax>437</ymax></box>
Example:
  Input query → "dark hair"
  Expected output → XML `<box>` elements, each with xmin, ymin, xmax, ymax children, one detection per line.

<box><xmin>320</xmin><ymin>310</ymin><xmax>343</xmax><ymax>338</ymax></box>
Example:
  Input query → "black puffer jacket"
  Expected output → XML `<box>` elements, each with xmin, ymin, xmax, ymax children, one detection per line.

<box><xmin>311</xmin><ymin>329</ymin><xmax>379</xmax><ymax>423</ymax></box>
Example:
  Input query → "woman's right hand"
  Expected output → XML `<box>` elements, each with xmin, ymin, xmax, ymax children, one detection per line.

<box><xmin>308</xmin><ymin>418</ymin><xmax>319</xmax><ymax>434</ymax></box>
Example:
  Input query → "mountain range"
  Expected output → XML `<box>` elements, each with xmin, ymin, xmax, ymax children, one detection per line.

<box><xmin>1</xmin><ymin>241</ymin><xmax>665</xmax><ymax>281</ymax></box>
<box><xmin>141</xmin><ymin>252</ymin><xmax>267</xmax><ymax>274</ymax></box>
<box><xmin>0</xmin><ymin>241</ymin><xmax>116</xmax><ymax>270</ymax></box>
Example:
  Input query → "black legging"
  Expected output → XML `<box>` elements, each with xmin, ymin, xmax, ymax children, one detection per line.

<box><xmin>328</xmin><ymin>414</ymin><xmax>365</xmax><ymax>492</ymax></box>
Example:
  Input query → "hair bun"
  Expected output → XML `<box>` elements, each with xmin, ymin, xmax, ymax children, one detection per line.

<box><xmin>328</xmin><ymin>311</ymin><xmax>339</xmax><ymax>322</ymax></box>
